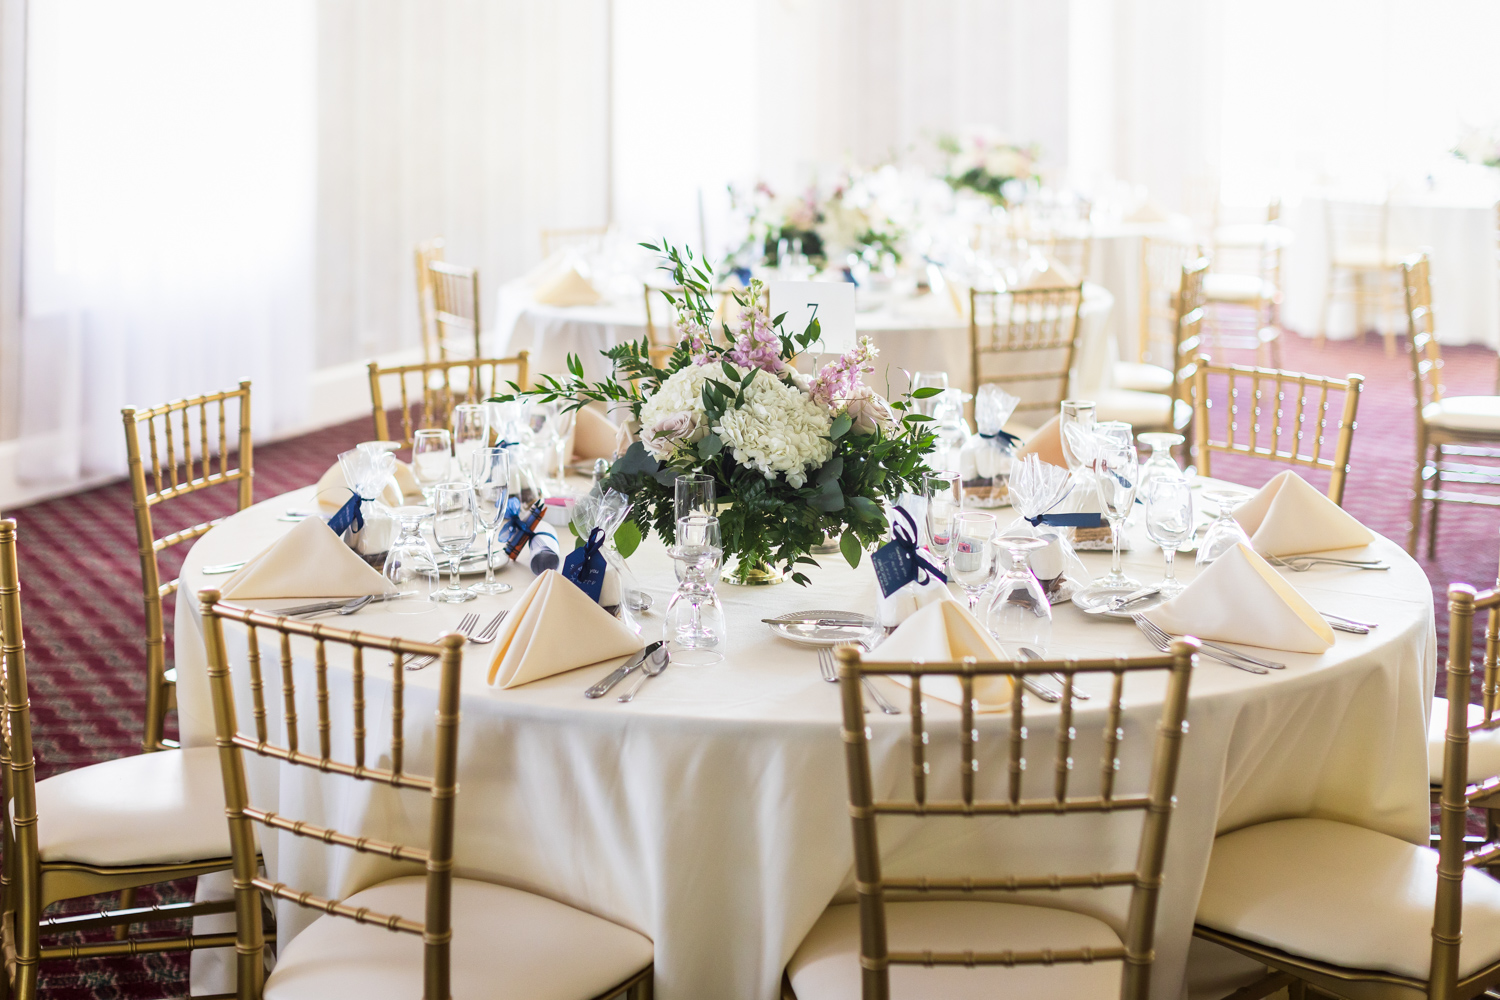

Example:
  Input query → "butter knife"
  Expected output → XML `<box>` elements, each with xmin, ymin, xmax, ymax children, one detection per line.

<box><xmin>585</xmin><ymin>642</ymin><xmax>663</xmax><ymax>699</ymax></box>
<box><xmin>761</xmin><ymin>617</ymin><xmax>870</xmax><ymax>627</ymax></box>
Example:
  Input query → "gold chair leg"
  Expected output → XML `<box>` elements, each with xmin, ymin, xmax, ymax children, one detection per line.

<box><xmin>1427</xmin><ymin>447</ymin><xmax>1442</xmax><ymax>559</ymax></box>
<box><xmin>1318</xmin><ymin>269</ymin><xmax>1335</xmax><ymax>348</ymax></box>
<box><xmin>112</xmin><ymin>887</ymin><xmax>136</xmax><ymax>940</ymax></box>
<box><xmin>1288</xmin><ymin>979</ymin><xmax>1308</xmax><ymax>1000</ymax></box>
<box><xmin>1409</xmin><ymin>438</ymin><xmax>1427</xmax><ymax>555</ymax></box>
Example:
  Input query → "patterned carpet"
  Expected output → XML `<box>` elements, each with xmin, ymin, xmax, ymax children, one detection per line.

<box><xmin>7</xmin><ymin>330</ymin><xmax>1499</xmax><ymax>996</ymax></box>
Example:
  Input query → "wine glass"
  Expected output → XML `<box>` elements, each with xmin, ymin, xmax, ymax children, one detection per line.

<box><xmin>411</xmin><ymin>429</ymin><xmax>453</xmax><ymax>502</ymax></box>
<box><xmin>674</xmin><ymin>473</ymin><xmax>716</xmax><ymax>527</ymax></box>
<box><xmin>665</xmin><ymin>514</ymin><xmax>726</xmax><ymax>665</ymax></box>
<box><xmin>949</xmin><ymin>511</ymin><xmax>997</xmax><ymax>612</ymax></box>
<box><xmin>451</xmin><ymin>404</ymin><xmax>490</xmax><ymax>481</ymax></box>
<box><xmin>469</xmin><ymin>447</ymin><xmax>512</xmax><ymax>596</ymax></box>
<box><xmin>987</xmin><ymin>534</ymin><xmax>1053</xmax><ymax>651</ymax></box>
<box><xmin>1082</xmin><ymin>431</ymin><xmax>1142</xmax><ymax>595</ymax></box>
<box><xmin>380</xmin><ymin>506</ymin><xmax>439</xmax><ymax>614</ymax></box>
<box><xmin>912</xmin><ymin>371</ymin><xmax>949</xmax><ymax>416</ymax></box>
<box><xmin>1058</xmin><ymin>399</ymin><xmax>1097</xmax><ymax>477</ymax></box>
<box><xmin>923</xmin><ymin>471</ymin><xmax>963</xmax><ymax>560</ymax></box>
<box><xmin>548</xmin><ymin>407</ymin><xmax>577</xmax><ymax>484</ymax></box>
<box><xmin>1144</xmin><ymin>476</ymin><xmax>1194</xmax><ymax>597</ymax></box>
<box><xmin>430</xmin><ymin>483</ymin><xmax>478</xmax><ymax>603</ymax></box>
<box><xmin>1197</xmin><ymin>490</ymin><xmax>1252</xmax><ymax>566</ymax></box>
<box><xmin>1137</xmin><ymin>432</ymin><xmax>1186</xmax><ymax>495</ymax></box>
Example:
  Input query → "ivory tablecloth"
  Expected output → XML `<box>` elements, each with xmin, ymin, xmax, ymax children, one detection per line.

<box><xmin>176</xmin><ymin>483</ymin><xmax>1435</xmax><ymax>1000</ymax></box>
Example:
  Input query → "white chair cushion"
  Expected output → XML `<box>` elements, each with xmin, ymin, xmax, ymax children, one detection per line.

<box><xmin>1423</xmin><ymin>396</ymin><xmax>1500</xmax><ymax>434</ymax></box>
<box><xmin>1428</xmin><ymin>697</ymin><xmax>1500</xmax><ymax>784</ymax></box>
<box><xmin>35</xmin><ymin>746</ymin><xmax>232</xmax><ymax>866</ymax></box>
<box><xmin>1198</xmin><ymin>818</ymin><xmax>1500</xmax><ymax>981</ymax></box>
<box><xmin>1331</xmin><ymin>244</ymin><xmax>1405</xmax><ymax>270</ymax></box>
<box><xmin>264</xmin><ymin>875</ymin><xmax>652</xmax><ymax>1000</ymax></box>
<box><xmin>787</xmin><ymin>901</ymin><xmax>1123</xmax><ymax>1000</ymax></box>
<box><xmin>1203</xmin><ymin>273</ymin><xmax>1274</xmax><ymax>303</ymax></box>
<box><xmin>1096</xmin><ymin>389</ymin><xmax>1190</xmax><ymax>432</ymax></box>
<box><xmin>1112</xmin><ymin>361</ymin><xmax>1175</xmax><ymax>394</ymax></box>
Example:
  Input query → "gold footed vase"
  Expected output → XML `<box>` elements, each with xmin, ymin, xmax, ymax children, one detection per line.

<box><xmin>725</xmin><ymin>559</ymin><xmax>790</xmax><ymax>586</ymax></box>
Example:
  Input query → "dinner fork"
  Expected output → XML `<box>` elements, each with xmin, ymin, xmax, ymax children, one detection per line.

<box><xmin>466</xmin><ymin>611</ymin><xmax>508</xmax><ymax>645</ymax></box>
<box><xmin>405</xmin><ymin>612</ymin><xmax>479</xmax><ymax>671</ymax></box>
<box><xmin>1131</xmin><ymin>615</ymin><xmax>1272</xmax><ymax>674</ymax></box>
<box><xmin>1268</xmin><ymin>555</ymin><xmax>1390</xmax><ymax>573</ymax></box>
<box><xmin>817</xmin><ymin>648</ymin><xmax>901</xmax><ymax>715</ymax></box>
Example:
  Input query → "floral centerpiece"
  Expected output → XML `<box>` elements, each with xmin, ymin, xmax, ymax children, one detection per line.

<box><xmin>938</xmin><ymin>127</ymin><xmax>1040</xmax><ymax>207</ymax></box>
<box><xmin>1454</xmin><ymin>125</ymin><xmax>1500</xmax><ymax>169</ymax></box>
<box><xmin>729</xmin><ymin>171</ymin><xmax>906</xmax><ymax>271</ymax></box>
<box><xmin>494</xmin><ymin>242</ymin><xmax>936</xmax><ymax>585</ymax></box>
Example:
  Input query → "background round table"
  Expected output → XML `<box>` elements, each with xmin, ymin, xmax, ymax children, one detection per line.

<box><xmin>175</xmin><ymin>481</ymin><xmax>1435</xmax><ymax>1000</ymax></box>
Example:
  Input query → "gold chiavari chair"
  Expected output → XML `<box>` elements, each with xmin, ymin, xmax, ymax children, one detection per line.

<box><xmin>785</xmin><ymin>640</ymin><xmax>1198</xmax><ymax>1000</ymax></box>
<box><xmin>1321</xmin><ymin>197</ymin><xmax>1408</xmax><ymax>355</ymax></box>
<box><xmin>367</xmin><ymin>354</ymin><xmax>529</xmax><ymax>452</ymax></box>
<box><xmin>1400</xmin><ymin>251</ymin><xmax>1500</xmax><ymax>557</ymax></box>
<box><xmin>427</xmin><ymin>259</ymin><xmax>483</xmax><ymax>360</ymax></box>
<box><xmin>414</xmin><ymin>237</ymin><xmax>445</xmax><ymax>362</ymax></box>
<box><xmin>540</xmin><ymin>225</ymin><xmax>608</xmax><ymax>258</ymax></box>
<box><xmin>0</xmin><ymin>521</ymin><xmax>239</xmax><ymax>1000</ymax></box>
<box><xmin>1189</xmin><ymin>354</ymin><xmax>1363</xmax><ymax>507</ymax></box>
<box><xmin>1133</xmin><ymin>235</ymin><xmax>1203</xmax><ymax>375</ymax></box>
<box><xmin>969</xmin><ymin>283</ymin><xmax>1084</xmax><ymax>428</ymax></box>
<box><xmin>1115</xmin><ymin>256</ymin><xmax>1210</xmax><ymax>402</ymax></box>
<box><xmin>198</xmin><ymin>590</ymin><xmax>654</xmax><ymax>1000</ymax></box>
<box><xmin>123</xmin><ymin>381</ymin><xmax>253</xmax><ymax>753</ymax></box>
<box><xmin>1031</xmin><ymin>232</ymin><xmax>1093</xmax><ymax>284</ymax></box>
<box><xmin>1193</xmin><ymin>580</ymin><xmax>1500</xmax><ymax>1000</ymax></box>
<box><xmin>1201</xmin><ymin>198</ymin><xmax>1286</xmax><ymax>367</ymax></box>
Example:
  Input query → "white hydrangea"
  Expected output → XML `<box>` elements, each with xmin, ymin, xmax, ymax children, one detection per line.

<box><xmin>712</xmin><ymin>365</ymin><xmax>833</xmax><ymax>488</ymax></box>
<box><xmin>637</xmin><ymin>365</ymin><xmax>712</xmax><ymax>460</ymax></box>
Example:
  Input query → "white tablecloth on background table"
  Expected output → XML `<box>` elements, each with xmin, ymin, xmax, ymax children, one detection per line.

<box><xmin>176</xmin><ymin>481</ymin><xmax>1435</xmax><ymax>1000</ymax></box>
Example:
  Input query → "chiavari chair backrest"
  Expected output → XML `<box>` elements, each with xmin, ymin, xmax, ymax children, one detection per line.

<box><xmin>414</xmin><ymin>238</ymin><xmax>446</xmax><ymax>362</ymax></box>
<box><xmin>1138</xmin><ymin>236</ymin><xmax>1202</xmax><ymax>368</ymax></box>
<box><xmin>427</xmin><ymin>259</ymin><xmax>482</xmax><ymax>361</ymax></box>
<box><xmin>1033</xmin><ymin>233</ymin><xmax>1092</xmax><ymax>284</ymax></box>
<box><xmin>1189</xmin><ymin>354</ymin><xmax>1363</xmax><ymax>506</ymax></box>
<box><xmin>199</xmin><ymin>590</ymin><xmax>465</xmax><ymax>1000</ymax></box>
<box><xmin>122</xmin><ymin>381</ymin><xmax>253</xmax><ymax>752</ymax></box>
<box><xmin>367</xmin><ymin>355</ymin><xmax>530</xmax><ymax>453</ymax></box>
<box><xmin>540</xmin><ymin>225</ymin><xmax>608</xmax><ymax>258</ymax></box>
<box><xmin>1401</xmin><ymin>251</ymin><xmax>1446</xmax><ymax>413</ymax></box>
<box><xmin>1170</xmin><ymin>258</ymin><xmax>1211</xmax><ymax>408</ymax></box>
<box><xmin>834</xmin><ymin>641</ymin><xmax>1197</xmax><ymax>1000</ymax></box>
<box><xmin>968</xmin><ymin>284</ymin><xmax>1084</xmax><ymax>423</ymax></box>
<box><xmin>0</xmin><ymin>520</ymin><xmax>41</xmax><ymax>968</ymax></box>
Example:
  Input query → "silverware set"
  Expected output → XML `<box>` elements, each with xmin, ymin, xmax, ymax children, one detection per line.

<box><xmin>816</xmin><ymin>647</ymin><xmax>901</xmax><ymax>714</ymax></box>
<box><xmin>268</xmin><ymin>592</ymin><xmax>416</xmax><ymax>618</ymax></box>
<box><xmin>1268</xmin><ymin>554</ymin><xmax>1390</xmax><ymax>573</ymax></box>
<box><xmin>404</xmin><ymin>610</ymin><xmax>507</xmax><ymax>670</ymax></box>
<box><xmin>585</xmin><ymin>642</ymin><xmax>670</xmax><ymax>701</ymax></box>
<box><xmin>1132</xmin><ymin>614</ymin><xmax>1281</xmax><ymax>674</ymax></box>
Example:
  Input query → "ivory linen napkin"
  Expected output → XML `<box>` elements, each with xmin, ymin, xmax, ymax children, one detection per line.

<box><xmin>487</xmin><ymin>570</ymin><xmax>643</xmax><ymax>688</ymax></box>
<box><xmin>313</xmin><ymin>461</ymin><xmax>402</xmax><ymax>511</ymax></box>
<box><xmin>533</xmin><ymin>264</ymin><xmax>602</xmax><ymax>307</ymax></box>
<box><xmin>219</xmin><ymin>517</ymin><xmax>395</xmax><ymax>600</ymax></box>
<box><xmin>391</xmin><ymin>460</ymin><xmax>422</xmax><ymax>501</ymax></box>
<box><xmin>1232</xmin><ymin>470</ymin><xmax>1375</xmax><ymax>557</ymax></box>
<box><xmin>1143</xmin><ymin>542</ymin><xmax>1334</xmax><ymax>654</ymax></box>
<box><xmin>864</xmin><ymin>599</ymin><xmax>1014</xmax><ymax>712</ymax></box>
<box><xmin>573</xmin><ymin>406</ymin><xmax>623</xmax><ymax>461</ymax></box>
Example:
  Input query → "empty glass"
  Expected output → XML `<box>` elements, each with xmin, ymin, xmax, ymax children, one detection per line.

<box><xmin>1144</xmin><ymin>477</ymin><xmax>1194</xmax><ymax>596</ymax></box>
<box><xmin>411</xmin><ymin>429</ymin><xmax>453</xmax><ymax>502</ymax></box>
<box><xmin>923</xmin><ymin>471</ymin><xmax>963</xmax><ymax>560</ymax></box>
<box><xmin>1058</xmin><ymin>399</ymin><xmax>1097</xmax><ymax>477</ymax></box>
<box><xmin>380</xmin><ymin>506</ymin><xmax>439</xmax><ymax>614</ymax></box>
<box><xmin>451</xmin><ymin>404</ymin><xmax>490</xmax><ymax>480</ymax></box>
<box><xmin>430</xmin><ymin>483</ymin><xmax>479</xmax><ymax>603</ymax></box>
<box><xmin>949</xmin><ymin>511</ymin><xmax>997</xmax><ymax>612</ymax></box>
<box><xmin>547</xmin><ymin>408</ymin><xmax>577</xmax><ymax>484</ymax></box>
<box><xmin>665</xmin><ymin>514</ymin><xmax>727</xmax><ymax>665</ymax></box>
<box><xmin>1081</xmin><ymin>429</ymin><xmax>1142</xmax><ymax>595</ymax></box>
<box><xmin>1137</xmin><ymin>432</ymin><xmax>1186</xmax><ymax>495</ymax></box>
<box><xmin>469</xmin><ymin>448</ymin><xmax>512</xmax><ymax>596</ymax></box>
<box><xmin>1197</xmin><ymin>490</ymin><xmax>1252</xmax><ymax>566</ymax></box>
<box><xmin>987</xmin><ymin>534</ymin><xmax>1053</xmax><ymax>651</ymax></box>
<box><xmin>674</xmin><ymin>473</ymin><xmax>716</xmax><ymax>527</ymax></box>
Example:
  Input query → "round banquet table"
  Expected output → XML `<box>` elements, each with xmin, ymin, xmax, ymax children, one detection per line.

<box><xmin>494</xmin><ymin>280</ymin><xmax>1118</xmax><ymax>401</ymax></box>
<box><xmin>174</xmin><ymin>481</ymin><xmax>1435</xmax><ymax>1000</ymax></box>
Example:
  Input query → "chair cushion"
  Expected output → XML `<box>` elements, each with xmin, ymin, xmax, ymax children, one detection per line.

<box><xmin>1428</xmin><ymin>697</ymin><xmax>1500</xmax><ymax>785</ymax></box>
<box><xmin>1096</xmin><ymin>389</ymin><xmax>1190</xmax><ymax>432</ymax></box>
<box><xmin>1203</xmin><ymin>273</ymin><xmax>1274</xmax><ymax>303</ymax></box>
<box><xmin>1113</xmin><ymin>361</ymin><xmax>1175</xmax><ymax>394</ymax></box>
<box><xmin>1423</xmin><ymin>396</ymin><xmax>1500</xmax><ymax>433</ymax></box>
<box><xmin>264</xmin><ymin>876</ymin><xmax>652</xmax><ymax>1000</ymax></box>
<box><xmin>1331</xmin><ymin>244</ymin><xmax>1405</xmax><ymax>269</ymax></box>
<box><xmin>787</xmin><ymin>901</ymin><xmax>1123</xmax><ymax>1000</ymax></box>
<box><xmin>35</xmin><ymin>746</ymin><xmax>232</xmax><ymax>866</ymax></box>
<box><xmin>1197</xmin><ymin>818</ymin><xmax>1500</xmax><ymax>981</ymax></box>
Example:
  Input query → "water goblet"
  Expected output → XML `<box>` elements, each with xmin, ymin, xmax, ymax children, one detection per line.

<box><xmin>380</xmin><ymin>506</ymin><xmax>439</xmax><ymax>614</ymax></box>
<box><xmin>1080</xmin><ymin>431</ymin><xmax>1142</xmax><ymax>596</ymax></box>
<box><xmin>451</xmin><ymin>404</ymin><xmax>490</xmax><ymax>481</ymax></box>
<box><xmin>987</xmin><ymin>534</ymin><xmax>1053</xmax><ymax>652</ymax></box>
<box><xmin>469</xmin><ymin>447</ymin><xmax>512</xmax><ymax>595</ymax></box>
<box><xmin>949</xmin><ymin>511</ymin><xmax>997</xmax><ymax>612</ymax></box>
<box><xmin>411</xmin><ymin>429</ymin><xmax>453</xmax><ymax>502</ymax></box>
<box><xmin>1137</xmin><ymin>432</ymin><xmax>1186</xmax><ymax>495</ymax></box>
<box><xmin>1197</xmin><ymin>490</ymin><xmax>1252</xmax><ymax>566</ymax></box>
<box><xmin>673</xmin><ymin>473</ymin><xmax>716</xmax><ymax>526</ymax></box>
<box><xmin>430</xmin><ymin>483</ymin><xmax>479</xmax><ymax>603</ymax></box>
<box><xmin>1143</xmin><ymin>476</ymin><xmax>1194</xmax><ymax>597</ymax></box>
<box><xmin>665</xmin><ymin>514</ymin><xmax>726</xmax><ymax>665</ymax></box>
<box><xmin>1058</xmin><ymin>399</ymin><xmax>1097</xmax><ymax>477</ymax></box>
<box><xmin>547</xmin><ymin>408</ymin><xmax>577</xmax><ymax>484</ymax></box>
<box><xmin>923</xmin><ymin>471</ymin><xmax>963</xmax><ymax>560</ymax></box>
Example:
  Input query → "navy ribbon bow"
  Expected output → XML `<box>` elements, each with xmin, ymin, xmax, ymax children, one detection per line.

<box><xmin>1022</xmin><ymin>486</ymin><xmax>1105</xmax><ymax>530</ymax></box>
<box><xmin>979</xmin><ymin>428</ymin><xmax>1022</xmax><ymax>447</ymax></box>
<box><xmin>501</xmin><ymin>496</ymin><xmax>540</xmax><ymax>546</ymax></box>
<box><xmin>892</xmin><ymin>506</ymin><xmax>947</xmax><ymax>585</ymax></box>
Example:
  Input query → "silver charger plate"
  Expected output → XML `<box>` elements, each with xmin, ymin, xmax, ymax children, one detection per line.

<box><xmin>766</xmin><ymin>609</ymin><xmax>874</xmax><ymax>647</ymax></box>
<box><xmin>1070</xmin><ymin>588</ymin><xmax>1170</xmax><ymax>620</ymax></box>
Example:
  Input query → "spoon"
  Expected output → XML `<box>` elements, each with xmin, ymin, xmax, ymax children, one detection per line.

<box><xmin>618</xmin><ymin>646</ymin><xmax>671</xmax><ymax>703</ymax></box>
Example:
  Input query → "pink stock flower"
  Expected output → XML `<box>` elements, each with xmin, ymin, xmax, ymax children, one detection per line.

<box><xmin>726</xmin><ymin>300</ymin><xmax>786</xmax><ymax>374</ymax></box>
<box><xmin>809</xmin><ymin>337</ymin><xmax>878</xmax><ymax>410</ymax></box>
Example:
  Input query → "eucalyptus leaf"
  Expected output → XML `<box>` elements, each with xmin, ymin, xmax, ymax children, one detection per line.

<box><xmin>847</xmin><ymin>495</ymin><xmax>881</xmax><ymax>521</ymax></box>
<box><xmin>830</xmin><ymin>414</ymin><xmax>853</xmax><ymax>441</ymax></box>
<box><xmin>911</xmin><ymin>386</ymin><xmax>945</xmax><ymax>399</ymax></box>
<box><xmin>816</xmin><ymin>455</ymin><xmax>844</xmax><ymax>485</ymax></box>
<box><xmin>697</xmin><ymin>433</ymin><xmax>724</xmax><ymax>460</ymax></box>
<box><xmin>614</xmin><ymin>519</ymin><xmax>642</xmax><ymax>558</ymax></box>
<box><xmin>839</xmin><ymin>531</ymin><xmax>862</xmax><ymax>569</ymax></box>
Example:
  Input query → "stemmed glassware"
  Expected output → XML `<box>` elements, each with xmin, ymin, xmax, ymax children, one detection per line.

<box><xmin>451</xmin><ymin>404</ymin><xmax>490</xmax><ymax>480</ymax></box>
<box><xmin>674</xmin><ymin>472</ymin><xmax>716</xmax><ymax>524</ymax></box>
<box><xmin>468</xmin><ymin>447</ymin><xmax>512</xmax><ymax>596</ymax></box>
<box><xmin>411</xmin><ymin>429</ymin><xmax>453</xmax><ymax>502</ymax></box>
<box><xmin>987</xmin><ymin>534</ymin><xmax>1053</xmax><ymax>651</ymax></box>
<box><xmin>948</xmin><ymin>511</ymin><xmax>997</xmax><ymax>612</ymax></box>
<box><xmin>911</xmin><ymin>371</ymin><xmax>949</xmax><ymax>416</ymax></box>
<box><xmin>1058</xmin><ymin>399</ymin><xmax>1097</xmax><ymax>478</ymax></box>
<box><xmin>664</xmin><ymin>513</ymin><xmax>727</xmax><ymax>665</ymax></box>
<box><xmin>1137</xmin><ymin>432</ymin><xmax>1186</xmax><ymax>495</ymax></box>
<box><xmin>1197</xmin><ymin>490</ymin><xmax>1252</xmax><ymax>565</ymax></box>
<box><xmin>380</xmin><ymin>506</ymin><xmax>439</xmax><ymax>614</ymax></box>
<box><xmin>430</xmin><ymin>483</ymin><xmax>479</xmax><ymax>603</ymax></box>
<box><xmin>1081</xmin><ymin>426</ymin><xmax>1142</xmax><ymax>595</ymax></box>
<box><xmin>1143</xmin><ymin>477</ymin><xmax>1194</xmax><ymax>597</ymax></box>
<box><xmin>923</xmin><ymin>471</ymin><xmax>963</xmax><ymax>561</ymax></box>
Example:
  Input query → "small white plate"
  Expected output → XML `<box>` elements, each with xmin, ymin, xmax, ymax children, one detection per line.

<box><xmin>766</xmin><ymin>609</ymin><xmax>874</xmax><ymax>647</ymax></box>
<box><xmin>1070</xmin><ymin>589</ymin><xmax>1170</xmax><ymax>620</ymax></box>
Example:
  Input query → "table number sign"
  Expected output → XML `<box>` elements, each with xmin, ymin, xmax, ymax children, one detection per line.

<box><xmin>769</xmin><ymin>281</ymin><xmax>856</xmax><ymax>355</ymax></box>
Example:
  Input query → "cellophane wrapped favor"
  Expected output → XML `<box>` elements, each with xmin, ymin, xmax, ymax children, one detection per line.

<box><xmin>1001</xmin><ymin>454</ymin><xmax>1091</xmax><ymax>601</ymax></box>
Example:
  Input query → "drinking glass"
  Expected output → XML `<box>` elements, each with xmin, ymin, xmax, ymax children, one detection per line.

<box><xmin>949</xmin><ymin>512</ymin><xmax>997</xmax><ymax>612</ymax></box>
<box><xmin>923</xmin><ymin>471</ymin><xmax>963</xmax><ymax>560</ymax></box>
<box><xmin>674</xmin><ymin>473</ymin><xmax>716</xmax><ymax>527</ymax></box>
<box><xmin>987</xmin><ymin>534</ymin><xmax>1053</xmax><ymax>651</ymax></box>
<box><xmin>469</xmin><ymin>448</ymin><xmax>512</xmax><ymax>596</ymax></box>
<box><xmin>1197</xmin><ymin>490</ymin><xmax>1252</xmax><ymax>566</ymax></box>
<box><xmin>1137</xmin><ymin>432</ymin><xmax>1186</xmax><ymax>495</ymax></box>
<box><xmin>912</xmin><ymin>371</ymin><xmax>949</xmax><ymax>416</ymax></box>
<box><xmin>380</xmin><ymin>506</ymin><xmax>439</xmax><ymax>614</ymax></box>
<box><xmin>411</xmin><ymin>429</ymin><xmax>453</xmax><ymax>502</ymax></box>
<box><xmin>665</xmin><ymin>514</ymin><xmax>726</xmax><ymax>665</ymax></box>
<box><xmin>430</xmin><ymin>483</ymin><xmax>479</xmax><ymax>603</ymax></box>
<box><xmin>1144</xmin><ymin>476</ymin><xmax>1194</xmax><ymax>597</ymax></box>
<box><xmin>451</xmin><ymin>404</ymin><xmax>490</xmax><ymax>480</ymax></box>
<box><xmin>1058</xmin><ymin>399</ymin><xmax>1097</xmax><ymax>477</ymax></box>
<box><xmin>548</xmin><ymin>408</ymin><xmax>577</xmax><ymax>483</ymax></box>
<box><xmin>1082</xmin><ymin>431</ymin><xmax>1142</xmax><ymax>595</ymax></box>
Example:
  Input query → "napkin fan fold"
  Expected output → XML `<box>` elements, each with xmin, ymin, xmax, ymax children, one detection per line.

<box><xmin>219</xmin><ymin>516</ymin><xmax>394</xmax><ymax>600</ymax></box>
<box><xmin>1233</xmin><ymin>470</ymin><xmax>1374</xmax><ymax>557</ymax></box>
<box><xmin>865</xmin><ymin>600</ymin><xmax>1014</xmax><ymax>712</ymax></box>
<box><xmin>488</xmin><ymin>570</ymin><xmax>643</xmax><ymax>688</ymax></box>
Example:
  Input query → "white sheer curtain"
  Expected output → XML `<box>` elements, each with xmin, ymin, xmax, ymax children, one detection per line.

<box><xmin>20</xmin><ymin>0</ymin><xmax>315</xmax><ymax>486</ymax></box>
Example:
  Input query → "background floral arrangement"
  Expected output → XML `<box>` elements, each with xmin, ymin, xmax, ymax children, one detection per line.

<box><xmin>498</xmin><ymin>241</ymin><xmax>936</xmax><ymax>585</ymax></box>
<box><xmin>938</xmin><ymin>126</ymin><xmax>1041</xmax><ymax>206</ymax></box>
<box><xmin>1454</xmin><ymin>124</ymin><xmax>1500</xmax><ymax>169</ymax></box>
<box><xmin>729</xmin><ymin>169</ymin><xmax>906</xmax><ymax>270</ymax></box>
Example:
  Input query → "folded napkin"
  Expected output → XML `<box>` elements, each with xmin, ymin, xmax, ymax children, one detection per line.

<box><xmin>313</xmin><ymin>461</ymin><xmax>402</xmax><ymax>512</ymax></box>
<box><xmin>487</xmin><ymin>570</ymin><xmax>643</xmax><ymax>688</ymax></box>
<box><xmin>864</xmin><ymin>600</ymin><xmax>1014</xmax><ymax>712</ymax></box>
<box><xmin>1233</xmin><ymin>470</ymin><xmax>1375</xmax><ymax>557</ymax></box>
<box><xmin>573</xmin><ymin>405</ymin><xmax>623</xmax><ymax>461</ymax></box>
<box><xmin>533</xmin><ymin>264</ymin><xmax>601</xmax><ymax>307</ymax></box>
<box><xmin>1144</xmin><ymin>542</ymin><xmax>1334</xmax><ymax>653</ymax></box>
<box><xmin>219</xmin><ymin>516</ymin><xmax>395</xmax><ymax>600</ymax></box>
<box><xmin>392</xmin><ymin>460</ymin><xmax>422</xmax><ymax>501</ymax></box>
<box><xmin>1014</xmin><ymin>414</ymin><xmax>1066</xmax><ymax>469</ymax></box>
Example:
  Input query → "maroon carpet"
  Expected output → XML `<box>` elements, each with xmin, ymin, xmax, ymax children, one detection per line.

<box><xmin>7</xmin><ymin>332</ymin><xmax>1499</xmax><ymax>997</ymax></box>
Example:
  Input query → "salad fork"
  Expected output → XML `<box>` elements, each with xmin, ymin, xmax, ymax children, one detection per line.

<box><xmin>467</xmin><ymin>611</ymin><xmax>508</xmax><ymax>645</ymax></box>
<box><xmin>817</xmin><ymin>648</ymin><xmax>900</xmax><ymax>715</ymax></box>
<box><xmin>405</xmin><ymin>612</ymin><xmax>479</xmax><ymax>670</ymax></box>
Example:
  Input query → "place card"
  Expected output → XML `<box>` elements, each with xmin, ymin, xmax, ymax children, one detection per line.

<box><xmin>769</xmin><ymin>281</ymin><xmax>856</xmax><ymax>354</ymax></box>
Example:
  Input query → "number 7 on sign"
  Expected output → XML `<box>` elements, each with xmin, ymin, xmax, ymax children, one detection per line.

<box><xmin>767</xmin><ymin>281</ymin><xmax>855</xmax><ymax>354</ymax></box>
